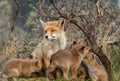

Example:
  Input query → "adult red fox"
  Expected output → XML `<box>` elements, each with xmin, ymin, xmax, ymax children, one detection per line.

<box><xmin>30</xmin><ymin>19</ymin><xmax>67</xmax><ymax>70</ymax></box>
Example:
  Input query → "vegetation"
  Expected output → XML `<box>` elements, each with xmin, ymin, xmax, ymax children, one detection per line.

<box><xmin>0</xmin><ymin>0</ymin><xmax>120</xmax><ymax>81</ymax></box>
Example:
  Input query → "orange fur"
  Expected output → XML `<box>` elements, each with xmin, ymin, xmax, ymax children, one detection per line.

<box><xmin>31</xmin><ymin>20</ymin><xmax>67</xmax><ymax>70</ymax></box>
<box><xmin>1</xmin><ymin>58</ymin><xmax>42</xmax><ymax>79</ymax></box>
<box><xmin>77</xmin><ymin>62</ymin><xmax>90</xmax><ymax>80</ymax></box>
<box><xmin>70</xmin><ymin>42</ymin><xmax>108</xmax><ymax>81</ymax></box>
<box><xmin>83</xmin><ymin>53</ymin><xmax>108</xmax><ymax>81</ymax></box>
<box><xmin>46</xmin><ymin>44</ymin><xmax>89</xmax><ymax>80</ymax></box>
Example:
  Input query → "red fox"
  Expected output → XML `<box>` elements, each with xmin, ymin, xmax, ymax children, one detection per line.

<box><xmin>70</xmin><ymin>42</ymin><xmax>108</xmax><ymax>81</ymax></box>
<box><xmin>83</xmin><ymin>53</ymin><xmax>108</xmax><ymax>81</ymax></box>
<box><xmin>0</xmin><ymin>58</ymin><xmax>42</xmax><ymax>80</ymax></box>
<box><xmin>46</xmin><ymin>43</ymin><xmax>90</xmax><ymax>80</ymax></box>
<box><xmin>30</xmin><ymin>19</ymin><xmax>67</xmax><ymax>70</ymax></box>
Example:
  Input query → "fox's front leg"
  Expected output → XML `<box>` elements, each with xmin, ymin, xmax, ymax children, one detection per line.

<box><xmin>43</xmin><ymin>56</ymin><xmax>51</xmax><ymax>69</ymax></box>
<box><xmin>22</xmin><ymin>70</ymin><xmax>31</xmax><ymax>77</ymax></box>
<box><xmin>62</xmin><ymin>67</ymin><xmax>70</xmax><ymax>80</ymax></box>
<box><xmin>71</xmin><ymin>67</ymin><xmax>77</xmax><ymax>80</ymax></box>
<box><xmin>80</xmin><ymin>66</ymin><xmax>87</xmax><ymax>80</ymax></box>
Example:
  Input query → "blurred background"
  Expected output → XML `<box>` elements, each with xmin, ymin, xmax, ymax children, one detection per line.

<box><xmin>0</xmin><ymin>0</ymin><xmax>119</xmax><ymax>81</ymax></box>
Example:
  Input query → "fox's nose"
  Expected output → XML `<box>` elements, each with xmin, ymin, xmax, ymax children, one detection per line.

<box><xmin>45</xmin><ymin>35</ymin><xmax>48</xmax><ymax>39</ymax></box>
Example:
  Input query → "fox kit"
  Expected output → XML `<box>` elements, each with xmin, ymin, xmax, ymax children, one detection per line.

<box><xmin>31</xmin><ymin>19</ymin><xmax>67</xmax><ymax>70</ymax></box>
<box><xmin>83</xmin><ymin>53</ymin><xmax>108</xmax><ymax>81</ymax></box>
<box><xmin>1</xmin><ymin>58</ymin><xmax>42</xmax><ymax>80</ymax></box>
<box><xmin>70</xmin><ymin>42</ymin><xmax>108</xmax><ymax>81</ymax></box>
<box><xmin>46</xmin><ymin>44</ymin><xmax>89</xmax><ymax>80</ymax></box>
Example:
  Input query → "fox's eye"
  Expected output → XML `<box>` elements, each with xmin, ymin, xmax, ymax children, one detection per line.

<box><xmin>45</xmin><ymin>30</ymin><xmax>47</xmax><ymax>33</ymax></box>
<box><xmin>92</xmin><ymin>55</ymin><xmax>95</xmax><ymax>59</ymax></box>
<box><xmin>35</xmin><ymin>61</ymin><xmax>39</xmax><ymax>66</ymax></box>
<box><xmin>52</xmin><ymin>30</ymin><xmax>57</xmax><ymax>32</ymax></box>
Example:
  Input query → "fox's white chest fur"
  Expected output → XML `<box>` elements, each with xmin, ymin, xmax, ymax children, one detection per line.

<box><xmin>31</xmin><ymin>31</ymin><xmax>67</xmax><ymax>59</ymax></box>
<box><xmin>31</xmin><ymin>19</ymin><xmax>67</xmax><ymax>60</ymax></box>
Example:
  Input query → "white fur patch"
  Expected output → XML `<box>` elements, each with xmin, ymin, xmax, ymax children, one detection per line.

<box><xmin>31</xmin><ymin>29</ymin><xmax>67</xmax><ymax>60</ymax></box>
<box><xmin>45</xmin><ymin>34</ymin><xmax>52</xmax><ymax>40</ymax></box>
<box><xmin>48</xmin><ymin>50</ymin><xmax>54</xmax><ymax>57</ymax></box>
<box><xmin>52</xmin><ymin>34</ymin><xmax>57</xmax><ymax>37</ymax></box>
<box><xmin>59</xmin><ymin>31</ymin><xmax>66</xmax><ymax>49</ymax></box>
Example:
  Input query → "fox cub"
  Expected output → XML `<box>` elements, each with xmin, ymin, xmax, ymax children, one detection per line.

<box><xmin>31</xmin><ymin>19</ymin><xmax>67</xmax><ymax>70</ymax></box>
<box><xmin>46</xmin><ymin>43</ymin><xmax>89</xmax><ymax>80</ymax></box>
<box><xmin>83</xmin><ymin>52</ymin><xmax>108</xmax><ymax>81</ymax></box>
<box><xmin>71</xmin><ymin>42</ymin><xmax>108</xmax><ymax>81</ymax></box>
<box><xmin>1</xmin><ymin>58</ymin><xmax>42</xmax><ymax>79</ymax></box>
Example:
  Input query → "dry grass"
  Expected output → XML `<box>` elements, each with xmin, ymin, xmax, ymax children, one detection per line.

<box><xmin>0</xmin><ymin>0</ymin><xmax>119</xmax><ymax>81</ymax></box>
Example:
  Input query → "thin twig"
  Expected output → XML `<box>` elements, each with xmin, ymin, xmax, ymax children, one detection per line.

<box><xmin>20</xmin><ymin>0</ymin><xmax>31</xmax><ymax>7</ymax></box>
<box><xmin>12</xmin><ymin>0</ymin><xmax>20</xmax><ymax>33</ymax></box>
<box><xmin>49</xmin><ymin>0</ymin><xmax>100</xmax><ymax>48</ymax></box>
<box><xmin>49</xmin><ymin>0</ymin><xmax>88</xmax><ymax>37</ymax></box>
<box><xmin>12</xmin><ymin>0</ymin><xmax>32</xmax><ymax>33</ymax></box>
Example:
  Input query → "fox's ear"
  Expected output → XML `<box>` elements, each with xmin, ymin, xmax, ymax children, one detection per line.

<box><xmin>85</xmin><ymin>46</ymin><xmax>90</xmax><ymax>53</ymax></box>
<box><xmin>92</xmin><ymin>54</ymin><xmax>95</xmax><ymax>59</ymax></box>
<box><xmin>35</xmin><ymin>61</ymin><xmax>39</xmax><ymax>66</ymax></box>
<box><xmin>79</xmin><ymin>46</ymin><xmax>85</xmax><ymax>52</ymax></box>
<box><xmin>39</xmin><ymin>19</ymin><xmax>45</xmax><ymax>26</ymax></box>
<box><xmin>70</xmin><ymin>41</ymin><xmax>77</xmax><ymax>49</ymax></box>
<box><xmin>59</xmin><ymin>19</ymin><xmax>65</xmax><ymax>29</ymax></box>
<box><xmin>29</xmin><ymin>55</ymin><xmax>33</xmax><ymax>59</ymax></box>
<box><xmin>72</xmin><ymin>41</ymin><xmax>77</xmax><ymax>45</ymax></box>
<box><xmin>81</xmin><ymin>46</ymin><xmax>85</xmax><ymax>50</ymax></box>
